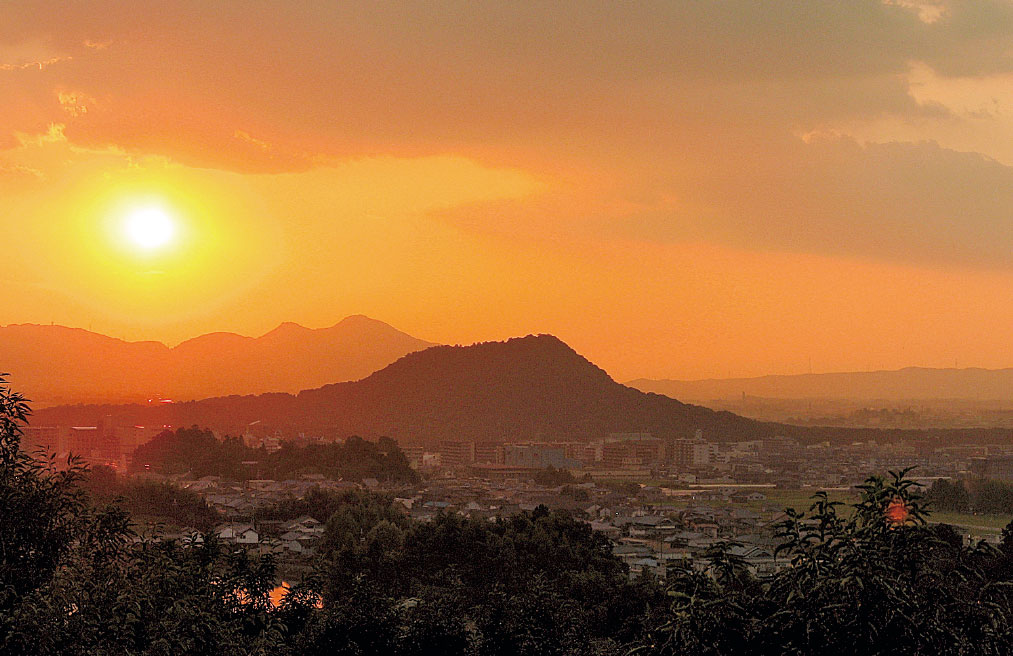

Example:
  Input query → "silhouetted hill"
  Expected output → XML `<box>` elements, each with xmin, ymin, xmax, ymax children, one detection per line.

<box><xmin>34</xmin><ymin>335</ymin><xmax>771</xmax><ymax>442</ymax></box>
<box><xmin>34</xmin><ymin>335</ymin><xmax>1013</xmax><ymax>447</ymax></box>
<box><xmin>629</xmin><ymin>367</ymin><xmax>1013</xmax><ymax>402</ymax></box>
<box><xmin>294</xmin><ymin>334</ymin><xmax>769</xmax><ymax>442</ymax></box>
<box><xmin>0</xmin><ymin>316</ymin><xmax>434</xmax><ymax>405</ymax></box>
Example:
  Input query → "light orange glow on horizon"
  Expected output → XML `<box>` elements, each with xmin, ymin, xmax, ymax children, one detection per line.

<box><xmin>4</xmin><ymin>2</ymin><xmax>1013</xmax><ymax>382</ymax></box>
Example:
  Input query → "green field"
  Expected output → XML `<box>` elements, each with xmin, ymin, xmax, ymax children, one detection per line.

<box><xmin>757</xmin><ymin>491</ymin><xmax>1011</xmax><ymax>533</ymax></box>
<box><xmin>645</xmin><ymin>485</ymin><xmax>1008</xmax><ymax>534</ymax></box>
<box><xmin>928</xmin><ymin>511</ymin><xmax>1009</xmax><ymax>534</ymax></box>
<box><xmin>755</xmin><ymin>489</ymin><xmax>856</xmax><ymax>512</ymax></box>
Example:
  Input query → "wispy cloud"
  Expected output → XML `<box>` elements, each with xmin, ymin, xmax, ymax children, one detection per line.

<box><xmin>0</xmin><ymin>54</ymin><xmax>71</xmax><ymax>71</ymax></box>
<box><xmin>234</xmin><ymin>130</ymin><xmax>271</xmax><ymax>151</ymax></box>
<box><xmin>57</xmin><ymin>91</ymin><xmax>95</xmax><ymax>117</ymax></box>
<box><xmin>83</xmin><ymin>39</ymin><xmax>111</xmax><ymax>50</ymax></box>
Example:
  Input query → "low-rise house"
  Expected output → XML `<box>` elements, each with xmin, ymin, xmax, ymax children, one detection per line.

<box><xmin>589</xmin><ymin>520</ymin><xmax>621</xmax><ymax>537</ymax></box>
<box><xmin>687</xmin><ymin>520</ymin><xmax>720</xmax><ymax>537</ymax></box>
<box><xmin>216</xmin><ymin>523</ymin><xmax>260</xmax><ymax>545</ymax></box>
<box><xmin>628</xmin><ymin>557</ymin><xmax>664</xmax><ymax>578</ymax></box>
<box><xmin>628</xmin><ymin>515</ymin><xmax>677</xmax><ymax>538</ymax></box>
<box><xmin>283</xmin><ymin>516</ymin><xmax>322</xmax><ymax>533</ymax></box>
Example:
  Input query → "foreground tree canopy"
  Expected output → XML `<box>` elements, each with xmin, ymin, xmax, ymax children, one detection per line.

<box><xmin>131</xmin><ymin>426</ymin><xmax>418</xmax><ymax>483</ymax></box>
<box><xmin>5</xmin><ymin>375</ymin><xmax>1013</xmax><ymax>654</ymax></box>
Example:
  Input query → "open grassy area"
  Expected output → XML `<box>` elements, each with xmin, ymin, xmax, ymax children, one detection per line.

<box><xmin>928</xmin><ymin>511</ymin><xmax>1009</xmax><ymax>534</ymax></box>
<box><xmin>638</xmin><ymin>480</ymin><xmax>1013</xmax><ymax>537</ymax></box>
<box><xmin>755</xmin><ymin>489</ymin><xmax>856</xmax><ymax>512</ymax></box>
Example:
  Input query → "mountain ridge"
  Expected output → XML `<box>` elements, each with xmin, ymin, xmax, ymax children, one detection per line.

<box><xmin>629</xmin><ymin>366</ymin><xmax>1013</xmax><ymax>402</ymax></box>
<box><xmin>26</xmin><ymin>334</ymin><xmax>1013</xmax><ymax>446</ymax></box>
<box><xmin>0</xmin><ymin>317</ymin><xmax>435</xmax><ymax>405</ymax></box>
<box><xmin>33</xmin><ymin>334</ymin><xmax>769</xmax><ymax>442</ymax></box>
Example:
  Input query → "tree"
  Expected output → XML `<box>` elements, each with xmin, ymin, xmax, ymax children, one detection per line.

<box><xmin>0</xmin><ymin>375</ymin><xmax>90</xmax><ymax>626</ymax></box>
<box><xmin>644</xmin><ymin>468</ymin><xmax>1013</xmax><ymax>655</ymax></box>
<box><xmin>310</xmin><ymin>505</ymin><xmax>665</xmax><ymax>655</ymax></box>
<box><xmin>0</xmin><ymin>376</ymin><xmax>290</xmax><ymax>655</ymax></box>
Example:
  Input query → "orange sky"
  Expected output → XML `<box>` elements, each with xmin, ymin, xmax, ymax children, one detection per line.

<box><xmin>4</xmin><ymin>1</ymin><xmax>1013</xmax><ymax>382</ymax></box>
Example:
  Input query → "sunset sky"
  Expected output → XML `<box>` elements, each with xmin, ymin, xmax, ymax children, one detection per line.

<box><xmin>4</xmin><ymin>1</ymin><xmax>1013</xmax><ymax>382</ymax></box>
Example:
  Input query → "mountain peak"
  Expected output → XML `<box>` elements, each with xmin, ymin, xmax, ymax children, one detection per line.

<box><xmin>263</xmin><ymin>321</ymin><xmax>311</xmax><ymax>338</ymax></box>
<box><xmin>0</xmin><ymin>319</ymin><xmax>434</xmax><ymax>405</ymax></box>
<box><xmin>335</xmin><ymin>314</ymin><xmax>382</xmax><ymax>327</ymax></box>
<box><xmin>40</xmin><ymin>332</ymin><xmax>761</xmax><ymax>444</ymax></box>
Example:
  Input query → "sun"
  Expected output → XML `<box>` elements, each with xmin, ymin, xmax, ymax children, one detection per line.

<box><xmin>122</xmin><ymin>206</ymin><xmax>177</xmax><ymax>251</ymax></box>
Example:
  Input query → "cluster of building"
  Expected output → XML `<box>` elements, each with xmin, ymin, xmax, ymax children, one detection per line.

<box><xmin>182</xmin><ymin>475</ymin><xmax>362</xmax><ymax>518</ymax></box>
<box><xmin>136</xmin><ymin>436</ymin><xmax>1012</xmax><ymax>581</ymax></box>
<box><xmin>23</xmin><ymin>421</ymin><xmax>168</xmax><ymax>470</ymax></box>
<box><xmin>403</xmin><ymin>431</ymin><xmax>717</xmax><ymax>479</ymax></box>
<box><xmin>154</xmin><ymin>468</ymin><xmax>798</xmax><ymax>578</ymax></box>
<box><xmin>169</xmin><ymin>515</ymin><xmax>326</xmax><ymax>558</ymax></box>
<box><xmin>390</xmin><ymin>476</ymin><xmax>789</xmax><ymax>578</ymax></box>
<box><xmin>401</xmin><ymin>432</ymin><xmax>988</xmax><ymax>488</ymax></box>
<box><xmin>26</xmin><ymin>418</ymin><xmax>1013</xmax><ymax>490</ymax></box>
<box><xmin>26</xmin><ymin>420</ymin><xmax>1013</xmax><ymax>577</ymax></box>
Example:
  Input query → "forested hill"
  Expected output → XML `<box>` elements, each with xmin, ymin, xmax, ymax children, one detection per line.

<box><xmin>32</xmin><ymin>335</ymin><xmax>1013</xmax><ymax>446</ymax></box>
<box><xmin>293</xmin><ymin>335</ymin><xmax>767</xmax><ymax>442</ymax></box>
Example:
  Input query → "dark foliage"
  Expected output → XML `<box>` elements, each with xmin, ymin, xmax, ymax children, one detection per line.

<box><xmin>0</xmin><ymin>375</ymin><xmax>290</xmax><ymax>655</ymax></box>
<box><xmin>642</xmin><ymin>469</ymin><xmax>1013</xmax><ymax>655</ymax></box>
<box><xmin>83</xmin><ymin>465</ymin><xmax>219</xmax><ymax>531</ymax></box>
<box><xmin>928</xmin><ymin>476</ymin><xmax>1013</xmax><ymax>515</ymax></box>
<box><xmin>0</xmin><ymin>375</ymin><xmax>89</xmax><ymax>622</ymax></box>
<box><xmin>531</xmin><ymin>465</ymin><xmax>582</xmax><ymax>487</ymax></box>
<box><xmin>926</xmin><ymin>477</ymin><xmax>973</xmax><ymax>512</ymax></box>
<box><xmin>131</xmin><ymin>427</ymin><xmax>418</xmax><ymax>483</ymax></box>
<box><xmin>10</xmin><ymin>373</ymin><xmax>1013</xmax><ymax>655</ymax></box>
<box><xmin>305</xmin><ymin>501</ymin><xmax>667</xmax><ymax>655</ymax></box>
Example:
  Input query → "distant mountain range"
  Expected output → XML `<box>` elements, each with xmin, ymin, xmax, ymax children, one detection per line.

<box><xmin>0</xmin><ymin>316</ymin><xmax>434</xmax><ymax>406</ymax></box>
<box><xmin>628</xmin><ymin>368</ymin><xmax>1013</xmax><ymax>402</ymax></box>
<box><xmin>33</xmin><ymin>335</ymin><xmax>1013</xmax><ymax>446</ymax></box>
<box><xmin>34</xmin><ymin>335</ymin><xmax>772</xmax><ymax>443</ymax></box>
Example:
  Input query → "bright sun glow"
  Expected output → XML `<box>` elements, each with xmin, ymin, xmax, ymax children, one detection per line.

<box><xmin>123</xmin><ymin>207</ymin><xmax>177</xmax><ymax>251</ymax></box>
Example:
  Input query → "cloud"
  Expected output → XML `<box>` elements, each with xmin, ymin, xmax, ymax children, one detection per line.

<box><xmin>234</xmin><ymin>130</ymin><xmax>270</xmax><ymax>151</ymax></box>
<box><xmin>0</xmin><ymin>35</ymin><xmax>78</xmax><ymax>71</ymax></box>
<box><xmin>57</xmin><ymin>91</ymin><xmax>95</xmax><ymax>117</ymax></box>
<box><xmin>1</xmin><ymin>1</ymin><xmax>995</xmax><ymax>164</ymax></box>
<box><xmin>613</xmin><ymin>135</ymin><xmax>1013</xmax><ymax>268</ymax></box>
<box><xmin>0</xmin><ymin>163</ymin><xmax>43</xmax><ymax>180</ymax></box>
<box><xmin>3</xmin><ymin>1</ymin><xmax>1013</xmax><ymax>269</ymax></box>
<box><xmin>0</xmin><ymin>55</ymin><xmax>71</xmax><ymax>71</ymax></box>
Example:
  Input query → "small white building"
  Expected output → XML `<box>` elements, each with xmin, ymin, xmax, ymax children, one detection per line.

<box><xmin>216</xmin><ymin>523</ymin><xmax>260</xmax><ymax>545</ymax></box>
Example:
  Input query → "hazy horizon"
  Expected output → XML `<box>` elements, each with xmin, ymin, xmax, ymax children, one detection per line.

<box><xmin>11</xmin><ymin>318</ymin><xmax>1013</xmax><ymax>386</ymax></box>
<box><xmin>6</xmin><ymin>2</ymin><xmax>1013</xmax><ymax>381</ymax></box>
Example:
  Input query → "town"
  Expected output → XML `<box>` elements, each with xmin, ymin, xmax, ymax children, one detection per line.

<box><xmin>23</xmin><ymin>420</ymin><xmax>1013</xmax><ymax>581</ymax></box>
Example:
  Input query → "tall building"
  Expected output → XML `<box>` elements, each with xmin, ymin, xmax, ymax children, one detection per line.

<box><xmin>601</xmin><ymin>433</ymin><xmax>665</xmax><ymax>469</ymax></box>
<box><xmin>503</xmin><ymin>444</ymin><xmax>580</xmax><ymax>469</ymax></box>
<box><xmin>437</xmin><ymin>441</ymin><xmax>477</xmax><ymax>468</ymax></box>
<box><xmin>474</xmin><ymin>442</ymin><xmax>505</xmax><ymax>464</ymax></box>
<box><xmin>22</xmin><ymin>426</ymin><xmax>64</xmax><ymax>455</ymax></box>
<box><xmin>970</xmin><ymin>456</ymin><xmax>1013</xmax><ymax>481</ymax></box>
<box><xmin>66</xmin><ymin>426</ymin><xmax>101</xmax><ymax>462</ymax></box>
<box><xmin>671</xmin><ymin>438</ymin><xmax>717</xmax><ymax>468</ymax></box>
